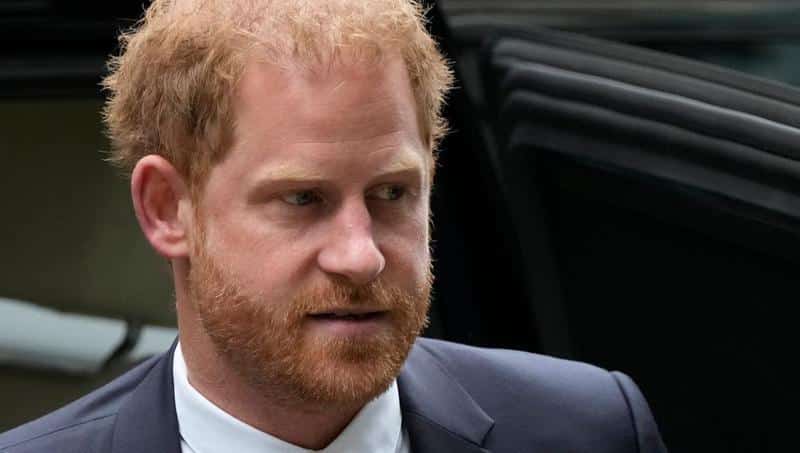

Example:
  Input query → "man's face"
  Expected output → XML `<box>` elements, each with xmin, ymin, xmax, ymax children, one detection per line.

<box><xmin>186</xmin><ymin>54</ymin><xmax>432</xmax><ymax>407</ymax></box>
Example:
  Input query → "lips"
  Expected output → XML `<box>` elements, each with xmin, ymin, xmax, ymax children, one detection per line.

<box><xmin>307</xmin><ymin>310</ymin><xmax>387</xmax><ymax>321</ymax></box>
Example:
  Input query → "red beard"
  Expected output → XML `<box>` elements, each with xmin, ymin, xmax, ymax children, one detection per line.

<box><xmin>187</xmin><ymin>239</ymin><xmax>431</xmax><ymax>407</ymax></box>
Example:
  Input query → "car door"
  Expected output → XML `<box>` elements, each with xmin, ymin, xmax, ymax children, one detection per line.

<box><xmin>425</xmin><ymin>3</ymin><xmax>800</xmax><ymax>451</ymax></box>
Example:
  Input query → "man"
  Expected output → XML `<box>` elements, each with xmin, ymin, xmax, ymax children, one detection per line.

<box><xmin>0</xmin><ymin>0</ymin><xmax>667</xmax><ymax>452</ymax></box>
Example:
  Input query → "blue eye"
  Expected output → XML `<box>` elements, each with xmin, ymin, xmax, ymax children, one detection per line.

<box><xmin>281</xmin><ymin>191</ymin><xmax>320</xmax><ymax>206</ymax></box>
<box><xmin>373</xmin><ymin>185</ymin><xmax>406</xmax><ymax>201</ymax></box>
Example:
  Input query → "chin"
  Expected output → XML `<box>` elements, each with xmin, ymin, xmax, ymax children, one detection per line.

<box><xmin>235</xmin><ymin>325</ymin><xmax>421</xmax><ymax>407</ymax></box>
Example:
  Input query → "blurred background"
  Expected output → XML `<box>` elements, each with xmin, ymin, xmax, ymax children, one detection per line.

<box><xmin>3</xmin><ymin>1</ymin><xmax>800</xmax><ymax>451</ymax></box>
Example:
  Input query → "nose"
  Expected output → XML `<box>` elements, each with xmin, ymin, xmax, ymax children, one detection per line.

<box><xmin>317</xmin><ymin>200</ymin><xmax>386</xmax><ymax>285</ymax></box>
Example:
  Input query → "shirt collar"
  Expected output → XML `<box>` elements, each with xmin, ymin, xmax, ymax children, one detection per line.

<box><xmin>173</xmin><ymin>342</ymin><xmax>404</xmax><ymax>453</ymax></box>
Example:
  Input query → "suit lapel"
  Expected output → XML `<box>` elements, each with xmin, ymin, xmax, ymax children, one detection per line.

<box><xmin>108</xmin><ymin>339</ymin><xmax>494</xmax><ymax>453</ymax></box>
<box><xmin>398</xmin><ymin>341</ymin><xmax>494</xmax><ymax>453</ymax></box>
<box><xmin>111</xmin><ymin>341</ymin><xmax>182</xmax><ymax>453</ymax></box>
<box><xmin>403</xmin><ymin>413</ymin><xmax>492</xmax><ymax>453</ymax></box>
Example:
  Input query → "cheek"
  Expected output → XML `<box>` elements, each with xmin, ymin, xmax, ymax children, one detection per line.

<box><xmin>201</xmin><ymin>215</ymin><xmax>313</xmax><ymax>299</ymax></box>
<box><xmin>379</xmin><ymin>213</ymin><xmax>431</xmax><ymax>282</ymax></box>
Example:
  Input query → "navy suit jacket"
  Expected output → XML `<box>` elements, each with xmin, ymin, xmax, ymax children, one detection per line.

<box><xmin>0</xmin><ymin>338</ymin><xmax>667</xmax><ymax>452</ymax></box>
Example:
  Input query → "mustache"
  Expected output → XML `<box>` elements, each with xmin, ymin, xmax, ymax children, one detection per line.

<box><xmin>291</xmin><ymin>278</ymin><xmax>412</xmax><ymax>314</ymax></box>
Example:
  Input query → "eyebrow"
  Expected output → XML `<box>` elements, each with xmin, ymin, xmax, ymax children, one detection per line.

<box><xmin>252</xmin><ymin>149</ymin><xmax>426</xmax><ymax>184</ymax></box>
<box><xmin>375</xmin><ymin>153</ymin><xmax>426</xmax><ymax>177</ymax></box>
<box><xmin>255</xmin><ymin>163</ymin><xmax>328</xmax><ymax>182</ymax></box>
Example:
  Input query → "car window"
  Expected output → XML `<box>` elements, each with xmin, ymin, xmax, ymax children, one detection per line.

<box><xmin>441</xmin><ymin>0</ymin><xmax>800</xmax><ymax>86</ymax></box>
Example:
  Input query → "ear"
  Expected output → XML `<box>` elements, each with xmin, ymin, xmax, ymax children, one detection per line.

<box><xmin>131</xmin><ymin>155</ymin><xmax>192</xmax><ymax>259</ymax></box>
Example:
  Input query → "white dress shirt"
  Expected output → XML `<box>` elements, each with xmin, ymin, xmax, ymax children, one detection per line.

<box><xmin>173</xmin><ymin>343</ymin><xmax>410</xmax><ymax>453</ymax></box>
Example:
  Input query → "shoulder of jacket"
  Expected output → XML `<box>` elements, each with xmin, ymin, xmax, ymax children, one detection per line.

<box><xmin>412</xmin><ymin>338</ymin><xmax>627</xmax><ymax>417</ymax></box>
<box><xmin>0</xmin><ymin>354</ymin><xmax>164</xmax><ymax>452</ymax></box>
<box><xmin>411</xmin><ymin>338</ymin><xmax>642</xmax><ymax>451</ymax></box>
<box><xmin>414</xmin><ymin>337</ymin><xmax>612</xmax><ymax>383</ymax></box>
<box><xmin>0</xmin><ymin>413</ymin><xmax>117</xmax><ymax>453</ymax></box>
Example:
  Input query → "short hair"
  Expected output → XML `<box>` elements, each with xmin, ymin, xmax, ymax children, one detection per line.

<box><xmin>102</xmin><ymin>0</ymin><xmax>453</xmax><ymax>189</ymax></box>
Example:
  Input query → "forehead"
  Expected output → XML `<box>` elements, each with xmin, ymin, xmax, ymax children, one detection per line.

<box><xmin>238</xmin><ymin>53</ymin><xmax>421</xmax><ymax>139</ymax></box>
<box><xmin>219</xmin><ymin>52</ymin><xmax>429</xmax><ymax>179</ymax></box>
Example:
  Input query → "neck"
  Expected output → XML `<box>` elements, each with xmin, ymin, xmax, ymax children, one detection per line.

<box><xmin>175</xmin><ymin>298</ymin><xmax>364</xmax><ymax>450</ymax></box>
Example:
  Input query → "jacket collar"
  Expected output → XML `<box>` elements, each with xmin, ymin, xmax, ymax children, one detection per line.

<box><xmin>110</xmin><ymin>339</ymin><xmax>494</xmax><ymax>453</ymax></box>
<box><xmin>397</xmin><ymin>341</ymin><xmax>494</xmax><ymax>453</ymax></box>
<box><xmin>111</xmin><ymin>340</ymin><xmax>182</xmax><ymax>453</ymax></box>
